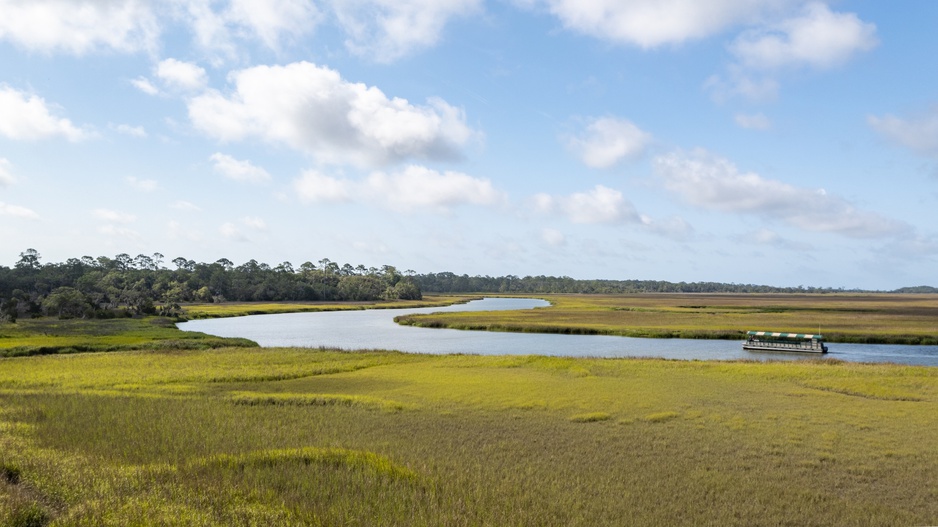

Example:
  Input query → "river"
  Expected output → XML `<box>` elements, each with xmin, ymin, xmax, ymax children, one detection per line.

<box><xmin>177</xmin><ymin>298</ymin><xmax>938</xmax><ymax>366</ymax></box>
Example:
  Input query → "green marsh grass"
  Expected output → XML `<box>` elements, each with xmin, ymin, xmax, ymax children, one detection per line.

<box><xmin>1</xmin><ymin>347</ymin><xmax>937</xmax><ymax>525</ymax></box>
<box><xmin>182</xmin><ymin>295</ymin><xmax>478</xmax><ymax>319</ymax></box>
<box><xmin>0</xmin><ymin>316</ymin><xmax>255</xmax><ymax>358</ymax></box>
<box><xmin>395</xmin><ymin>293</ymin><xmax>938</xmax><ymax>344</ymax></box>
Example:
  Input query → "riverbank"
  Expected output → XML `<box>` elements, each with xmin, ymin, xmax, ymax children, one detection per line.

<box><xmin>396</xmin><ymin>293</ymin><xmax>938</xmax><ymax>345</ymax></box>
<box><xmin>2</xmin><ymin>347</ymin><xmax>936</xmax><ymax>525</ymax></box>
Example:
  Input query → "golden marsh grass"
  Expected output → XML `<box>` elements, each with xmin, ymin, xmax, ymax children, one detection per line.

<box><xmin>396</xmin><ymin>293</ymin><xmax>938</xmax><ymax>344</ymax></box>
<box><xmin>1</xmin><ymin>347</ymin><xmax>937</xmax><ymax>525</ymax></box>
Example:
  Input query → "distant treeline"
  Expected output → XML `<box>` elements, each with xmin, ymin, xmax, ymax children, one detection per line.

<box><xmin>412</xmin><ymin>272</ymin><xmax>892</xmax><ymax>295</ymax></box>
<box><xmin>0</xmin><ymin>249</ymin><xmax>421</xmax><ymax>321</ymax></box>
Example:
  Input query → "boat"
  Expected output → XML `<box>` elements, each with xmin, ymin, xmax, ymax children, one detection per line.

<box><xmin>743</xmin><ymin>331</ymin><xmax>828</xmax><ymax>353</ymax></box>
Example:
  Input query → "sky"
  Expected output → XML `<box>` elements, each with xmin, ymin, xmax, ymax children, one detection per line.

<box><xmin>0</xmin><ymin>0</ymin><xmax>936</xmax><ymax>290</ymax></box>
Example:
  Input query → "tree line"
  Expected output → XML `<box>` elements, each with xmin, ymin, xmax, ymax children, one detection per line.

<box><xmin>412</xmin><ymin>272</ymin><xmax>870</xmax><ymax>295</ymax></box>
<box><xmin>0</xmin><ymin>249</ymin><xmax>421</xmax><ymax>321</ymax></box>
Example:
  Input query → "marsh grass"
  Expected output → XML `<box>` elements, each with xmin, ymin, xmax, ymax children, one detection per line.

<box><xmin>1</xmin><ymin>348</ymin><xmax>936</xmax><ymax>525</ymax></box>
<box><xmin>0</xmin><ymin>317</ymin><xmax>256</xmax><ymax>358</ymax></box>
<box><xmin>396</xmin><ymin>293</ymin><xmax>938</xmax><ymax>344</ymax></box>
<box><xmin>182</xmin><ymin>295</ymin><xmax>478</xmax><ymax>319</ymax></box>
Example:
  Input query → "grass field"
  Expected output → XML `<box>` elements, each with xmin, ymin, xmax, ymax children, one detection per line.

<box><xmin>396</xmin><ymin>293</ymin><xmax>938</xmax><ymax>344</ymax></box>
<box><xmin>2</xmin><ymin>347</ymin><xmax>937</xmax><ymax>526</ymax></box>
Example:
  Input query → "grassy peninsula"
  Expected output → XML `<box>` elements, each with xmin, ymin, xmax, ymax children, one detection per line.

<box><xmin>396</xmin><ymin>293</ymin><xmax>938</xmax><ymax>344</ymax></box>
<box><xmin>2</xmin><ymin>347</ymin><xmax>937</xmax><ymax>526</ymax></box>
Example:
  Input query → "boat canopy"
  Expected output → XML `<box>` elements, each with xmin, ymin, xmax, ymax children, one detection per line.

<box><xmin>747</xmin><ymin>331</ymin><xmax>823</xmax><ymax>340</ymax></box>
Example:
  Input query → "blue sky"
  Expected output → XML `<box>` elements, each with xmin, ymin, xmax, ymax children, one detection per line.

<box><xmin>1</xmin><ymin>0</ymin><xmax>936</xmax><ymax>290</ymax></box>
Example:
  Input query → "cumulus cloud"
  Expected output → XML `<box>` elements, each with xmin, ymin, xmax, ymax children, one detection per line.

<box><xmin>0</xmin><ymin>86</ymin><xmax>91</xmax><ymax>141</ymax></box>
<box><xmin>710</xmin><ymin>3</ymin><xmax>877</xmax><ymax>102</ymax></box>
<box><xmin>868</xmin><ymin>108</ymin><xmax>938</xmax><ymax>159</ymax></box>
<box><xmin>93</xmin><ymin>209</ymin><xmax>136</xmax><ymax>224</ymax></box>
<box><xmin>209</xmin><ymin>153</ymin><xmax>272</xmax><ymax>183</ymax></box>
<box><xmin>734</xmin><ymin>113</ymin><xmax>772</xmax><ymax>130</ymax></box>
<box><xmin>0</xmin><ymin>158</ymin><xmax>14</xmax><ymax>187</ymax></box>
<box><xmin>533</xmin><ymin>185</ymin><xmax>639</xmax><ymax>224</ymax></box>
<box><xmin>179</xmin><ymin>0</ymin><xmax>321</xmax><ymax>56</ymax></box>
<box><xmin>525</xmin><ymin>0</ymin><xmax>795</xmax><ymax>48</ymax></box>
<box><xmin>654</xmin><ymin>148</ymin><xmax>909</xmax><ymax>238</ymax></box>
<box><xmin>729</xmin><ymin>3</ymin><xmax>878</xmax><ymax>71</ymax></box>
<box><xmin>189</xmin><ymin>61</ymin><xmax>475</xmax><ymax>167</ymax></box>
<box><xmin>0</xmin><ymin>202</ymin><xmax>39</xmax><ymax>219</ymax></box>
<box><xmin>566</xmin><ymin>117</ymin><xmax>651</xmax><ymax>169</ymax></box>
<box><xmin>156</xmin><ymin>58</ymin><xmax>208</xmax><ymax>92</ymax></box>
<box><xmin>330</xmin><ymin>0</ymin><xmax>481</xmax><ymax>62</ymax></box>
<box><xmin>0</xmin><ymin>0</ymin><xmax>159</xmax><ymax>54</ymax></box>
<box><xmin>293</xmin><ymin>165</ymin><xmax>503</xmax><ymax>212</ymax></box>
<box><xmin>126</xmin><ymin>176</ymin><xmax>158</xmax><ymax>192</ymax></box>
<box><xmin>131</xmin><ymin>76</ymin><xmax>160</xmax><ymax>96</ymax></box>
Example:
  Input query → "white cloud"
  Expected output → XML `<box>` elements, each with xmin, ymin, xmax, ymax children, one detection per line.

<box><xmin>743</xmin><ymin>228</ymin><xmax>813</xmax><ymax>251</ymax></box>
<box><xmin>330</xmin><ymin>0</ymin><xmax>481</xmax><ymax>62</ymax></box>
<box><xmin>156</xmin><ymin>58</ymin><xmax>208</xmax><ymax>92</ymax></box>
<box><xmin>0</xmin><ymin>202</ymin><xmax>39</xmax><ymax>219</ymax></box>
<box><xmin>170</xmin><ymin>200</ymin><xmax>202</xmax><ymax>211</ymax></box>
<box><xmin>730</xmin><ymin>3</ymin><xmax>878</xmax><ymax>71</ymax></box>
<box><xmin>189</xmin><ymin>61</ymin><xmax>476</xmax><ymax>167</ymax></box>
<box><xmin>640</xmin><ymin>214</ymin><xmax>694</xmax><ymax>241</ymax></box>
<box><xmin>0</xmin><ymin>0</ymin><xmax>159</xmax><ymax>55</ymax></box>
<box><xmin>566</xmin><ymin>117</ymin><xmax>651</xmax><ymax>169</ymax></box>
<box><xmin>868</xmin><ymin>108</ymin><xmax>938</xmax><ymax>159</ymax></box>
<box><xmin>534</xmin><ymin>185</ymin><xmax>638</xmax><ymax>224</ymax></box>
<box><xmin>126</xmin><ymin>176</ymin><xmax>158</xmax><ymax>192</ymax></box>
<box><xmin>98</xmin><ymin>225</ymin><xmax>140</xmax><ymax>241</ymax></box>
<box><xmin>131</xmin><ymin>76</ymin><xmax>160</xmax><ymax>96</ymax></box>
<box><xmin>226</xmin><ymin>0</ymin><xmax>322</xmax><ymax>50</ymax></box>
<box><xmin>709</xmin><ymin>3</ymin><xmax>877</xmax><ymax>102</ymax></box>
<box><xmin>112</xmin><ymin>123</ymin><xmax>148</xmax><ymax>137</ymax></box>
<box><xmin>220</xmin><ymin>222</ymin><xmax>249</xmax><ymax>241</ymax></box>
<box><xmin>527</xmin><ymin>0</ymin><xmax>795</xmax><ymax>48</ymax></box>
<box><xmin>209</xmin><ymin>152</ymin><xmax>272</xmax><ymax>183</ymax></box>
<box><xmin>734</xmin><ymin>113</ymin><xmax>771</xmax><ymax>130</ymax></box>
<box><xmin>541</xmin><ymin>228</ymin><xmax>566</xmax><ymax>247</ymax></box>
<box><xmin>0</xmin><ymin>158</ymin><xmax>14</xmax><ymax>187</ymax></box>
<box><xmin>93</xmin><ymin>209</ymin><xmax>136</xmax><ymax>224</ymax></box>
<box><xmin>293</xmin><ymin>165</ymin><xmax>503</xmax><ymax>212</ymax></box>
<box><xmin>0</xmin><ymin>86</ymin><xmax>91</xmax><ymax>141</ymax></box>
<box><xmin>293</xmin><ymin>170</ymin><xmax>353</xmax><ymax>204</ymax></box>
<box><xmin>365</xmin><ymin>165</ymin><xmax>504</xmax><ymax>212</ymax></box>
<box><xmin>241</xmin><ymin>216</ymin><xmax>267</xmax><ymax>230</ymax></box>
<box><xmin>654</xmin><ymin>148</ymin><xmax>909</xmax><ymax>239</ymax></box>
<box><xmin>168</xmin><ymin>220</ymin><xmax>202</xmax><ymax>241</ymax></box>
<box><xmin>178</xmin><ymin>0</ymin><xmax>321</xmax><ymax>57</ymax></box>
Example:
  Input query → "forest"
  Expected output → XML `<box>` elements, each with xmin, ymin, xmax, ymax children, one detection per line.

<box><xmin>0</xmin><ymin>249</ymin><xmax>421</xmax><ymax>321</ymax></box>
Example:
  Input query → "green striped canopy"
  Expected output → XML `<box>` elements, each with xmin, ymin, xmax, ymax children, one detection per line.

<box><xmin>746</xmin><ymin>331</ymin><xmax>823</xmax><ymax>340</ymax></box>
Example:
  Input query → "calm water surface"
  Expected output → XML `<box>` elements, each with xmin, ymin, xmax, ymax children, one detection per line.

<box><xmin>178</xmin><ymin>298</ymin><xmax>938</xmax><ymax>366</ymax></box>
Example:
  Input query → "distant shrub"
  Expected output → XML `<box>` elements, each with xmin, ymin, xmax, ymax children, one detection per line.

<box><xmin>568</xmin><ymin>412</ymin><xmax>611</xmax><ymax>423</ymax></box>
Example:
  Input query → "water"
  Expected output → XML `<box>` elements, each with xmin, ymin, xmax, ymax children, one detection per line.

<box><xmin>178</xmin><ymin>298</ymin><xmax>938</xmax><ymax>366</ymax></box>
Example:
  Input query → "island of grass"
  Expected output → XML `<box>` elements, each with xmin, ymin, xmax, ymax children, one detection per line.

<box><xmin>395</xmin><ymin>293</ymin><xmax>938</xmax><ymax>345</ymax></box>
